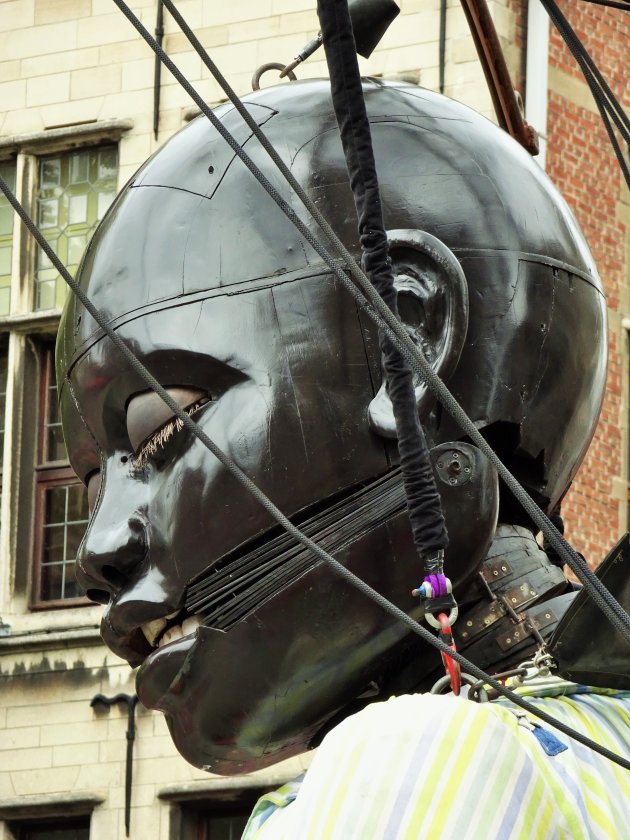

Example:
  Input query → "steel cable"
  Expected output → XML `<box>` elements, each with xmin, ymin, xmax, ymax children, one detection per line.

<box><xmin>540</xmin><ymin>0</ymin><xmax>630</xmax><ymax>189</ymax></box>
<box><xmin>580</xmin><ymin>0</ymin><xmax>630</xmax><ymax>11</ymax></box>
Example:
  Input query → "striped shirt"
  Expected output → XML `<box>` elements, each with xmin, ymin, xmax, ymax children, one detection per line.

<box><xmin>242</xmin><ymin>683</ymin><xmax>630</xmax><ymax>839</ymax></box>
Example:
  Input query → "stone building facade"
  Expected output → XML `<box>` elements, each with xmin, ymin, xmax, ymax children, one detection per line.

<box><xmin>0</xmin><ymin>1</ymin><xmax>627</xmax><ymax>838</ymax></box>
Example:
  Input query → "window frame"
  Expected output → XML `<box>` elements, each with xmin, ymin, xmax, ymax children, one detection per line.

<box><xmin>0</xmin><ymin>121</ymin><xmax>130</xmax><ymax>616</ymax></box>
<box><xmin>7</xmin><ymin>815</ymin><xmax>91</xmax><ymax>840</ymax></box>
<box><xmin>31</xmin><ymin>343</ymin><xmax>90</xmax><ymax>610</ymax></box>
<box><xmin>177</xmin><ymin>794</ymin><xmax>269</xmax><ymax>840</ymax></box>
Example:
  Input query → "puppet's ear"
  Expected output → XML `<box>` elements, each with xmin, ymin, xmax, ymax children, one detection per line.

<box><xmin>368</xmin><ymin>230</ymin><xmax>469</xmax><ymax>438</ymax></box>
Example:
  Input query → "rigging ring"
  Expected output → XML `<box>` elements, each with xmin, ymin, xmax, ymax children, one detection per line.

<box><xmin>252</xmin><ymin>62</ymin><xmax>297</xmax><ymax>91</ymax></box>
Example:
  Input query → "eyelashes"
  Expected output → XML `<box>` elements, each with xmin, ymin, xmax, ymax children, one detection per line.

<box><xmin>133</xmin><ymin>398</ymin><xmax>209</xmax><ymax>468</ymax></box>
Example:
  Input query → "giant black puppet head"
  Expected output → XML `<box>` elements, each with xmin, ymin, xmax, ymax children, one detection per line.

<box><xmin>57</xmin><ymin>79</ymin><xmax>606</xmax><ymax>773</ymax></box>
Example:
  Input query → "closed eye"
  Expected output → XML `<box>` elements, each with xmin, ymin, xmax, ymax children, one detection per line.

<box><xmin>126</xmin><ymin>386</ymin><xmax>211</xmax><ymax>466</ymax></box>
<box><xmin>133</xmin><ymin>398</ymin><xmax>208</xmax><ymax>468</ymax></box>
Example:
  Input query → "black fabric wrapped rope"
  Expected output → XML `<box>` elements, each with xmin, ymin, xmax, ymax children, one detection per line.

<box><xmin>317</xmin><ymin>0</ymin><xmax>448</xmax><ymax>558</ymax></box>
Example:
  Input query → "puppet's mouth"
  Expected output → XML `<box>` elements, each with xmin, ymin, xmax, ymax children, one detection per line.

<box><xmin>100</xmin><ymin>603</ymin><xmax>204</xmax><ymax>667</ymax></box>
<box><xmin>141</xmin><ymin>612</ymin><xmax>203</xmax><ymax>649</ymax></box>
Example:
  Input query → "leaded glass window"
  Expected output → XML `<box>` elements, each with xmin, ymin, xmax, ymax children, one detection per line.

<box><xmin>35</xmin><ymin>146</ymin><xmax>118</xmax><ymax>310</ymax></box>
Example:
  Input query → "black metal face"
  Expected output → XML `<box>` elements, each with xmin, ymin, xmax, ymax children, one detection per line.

<box><xmin>57</xmin><ymin>79</ymin><xmax>607</xmax><ymax>772</ymax></box>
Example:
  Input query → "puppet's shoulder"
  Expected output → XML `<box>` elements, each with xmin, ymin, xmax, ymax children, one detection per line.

<box><xmin>244</xmin><ymin>690</ymin><xmax>630</xmax><ymax>840</ymax></box>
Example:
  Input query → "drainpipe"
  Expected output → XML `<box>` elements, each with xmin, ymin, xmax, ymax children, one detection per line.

<box><xmin>91</xmin><ymin>693</ymin><xmax>139</xmax><ymax>837</ymax></box>
<box><xmin>153</xmin><ymin>0</ymin><xmax>165</xmax><ymax>140</ymax></box>
<box><xmin>525</xmin><ymin>0</ymin><xmax>550</xmax><ymax>167</ymax></box>
<box><xmin>439</xmin><ymin>0</ymin><xmax>447</xmax><ymax>94</ymax></box>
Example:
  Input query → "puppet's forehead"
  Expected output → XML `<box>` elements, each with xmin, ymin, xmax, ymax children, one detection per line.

<box><xmin>58</xmin><ymin>78</ymin><xmax>601</xmax><ymax>378</ymax></box>
<box><xmin>57</xmin><ymin>79</ymin><xmax>443</xmax><ymax>369</ymax></box>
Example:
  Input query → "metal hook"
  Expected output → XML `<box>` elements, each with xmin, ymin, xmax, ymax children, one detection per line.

<box><xmin>252</xmin><ymin>62</ymin><xmax>297</xmax><ymax>91</ymax></box>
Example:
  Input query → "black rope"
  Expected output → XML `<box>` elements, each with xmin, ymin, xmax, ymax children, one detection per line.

<box><xmin>541</xmin><ymin>0</ymin><xmax>630</xmax><ymax>190</ymax></box>
<box><xmin>317</xmin><ymin>0</ymin><xmax>448</xmax><ymax>560</ymax></box>
<box><xmin>580</xmin><ymin>0</ymin><xmax>630</xmax><ymax>9</ymax></box>
<box><xmin>3</xmin><ymin>170</ymin><xmax>630</xmax><ymax>770</ymax></box>
<box><xmin>164</xmin><ymin>0</ymin><xmax>447</xmax><ymax>559</ymax></box>
<box><xmin>546</xmin><ymin>0</ymin><xmax>630</xmax><ymax>136</ymax></box>
<box><xmin>109</xmin><ymin>0</ymin><xmax>630</xmax><ymax>643</ymax></box>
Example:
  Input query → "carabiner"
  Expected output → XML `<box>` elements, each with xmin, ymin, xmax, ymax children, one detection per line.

<box><xmin>437</xmin><ymin>611</ymin><xmax>462</xmax><ymax>696</ymax></box>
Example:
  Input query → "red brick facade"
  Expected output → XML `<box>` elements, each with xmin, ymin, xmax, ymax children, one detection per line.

<box><xmin>544</xmin><ymin>1</ymin><xmax>629</xmax><ymax>565</ymax></box>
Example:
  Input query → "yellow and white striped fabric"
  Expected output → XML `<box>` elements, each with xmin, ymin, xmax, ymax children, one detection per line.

<box><xmin>242</xmin><ymin>685</ymin><xmax>630</xmax><ymax>840</ymax></box>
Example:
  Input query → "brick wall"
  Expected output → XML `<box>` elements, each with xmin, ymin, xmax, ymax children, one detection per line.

<box><xmin>546</xmin><ymin>0</ymin><xmax>630</xmax><ymax>564</ymax></box>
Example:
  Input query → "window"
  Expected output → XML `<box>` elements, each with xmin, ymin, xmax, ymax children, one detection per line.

<box><xmin>32</xmin><ymin>344</ymin><xmax>89</xmax><ymax>607</ymax></box>
<box><xmin>174</xmin><ymin>792</ymin><xmax>267</xmax><ymax>840</ymax></box>
<box><xmin>0</xmin><ymin>132</ymin><xmax>120</xmax><ymax>611</ymax></box>
<box><xmin>196</xmin><ymin>809</ymin><xmax>251</xmax><ymax>840</ymax></box>
<box><xmin>35</xmin><ymin>147</ymin><xmax>117</xmax><ymax>311</ymax></box>
<box><xmin>7</xmin><ymin>817</ymin><xmax>90</xmax><ymax>840</ymax></box>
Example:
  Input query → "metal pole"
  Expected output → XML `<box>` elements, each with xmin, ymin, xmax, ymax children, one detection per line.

<box><xmin>459</xmin><ymin>0</ymin><xmax>539</xmax><ymax>154</ymax></box>
<box><xmin>439</xmin><ymin>0</ymin><xmax>447</xmax><ymax>94</ymax></box>
<box><xmin>153</xmin><ymin>0</ymin><xmax>165</xmax><ymax>140</ymax></box>
<box><xmin>91</xmin><ymin>693</ymin><xmax>139</xmax><ymax>837</ymax></box>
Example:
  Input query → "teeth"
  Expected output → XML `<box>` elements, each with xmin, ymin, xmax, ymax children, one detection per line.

<box><xmin>182</xmin><ymin>615</ymin><xmax>202</xmax><ymax>636</ymax></box>
<box><xmin>143</xmin><ymin>614</ymin><xmax>203</xmax><ymax>650</ymax></box>
<box><xmin>141</xmin><ymin>617</ymin><xmax>167</xmax><ymax>647</ymax></box>
<box><xmin>159</xmin><ymin>625</ymin><xmax>183</xmax><ymax>648</ymax></box>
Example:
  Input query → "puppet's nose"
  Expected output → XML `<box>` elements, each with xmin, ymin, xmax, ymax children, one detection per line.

<box><xmin>76</xmin><ymin>515</ymin><xmax>147</xmax><ymax>604</ymax></box>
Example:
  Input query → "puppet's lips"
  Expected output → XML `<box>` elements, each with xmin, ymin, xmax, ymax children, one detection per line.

<box><xmin>99</xmin><ymin>608</ymin><xmax>202</xmax><ymax>670</ymax></box>
<box><xmin>135</xmin><ymin>631</ymin><xmax>198</xmax><ymax>710</ymax></box>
